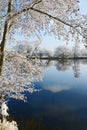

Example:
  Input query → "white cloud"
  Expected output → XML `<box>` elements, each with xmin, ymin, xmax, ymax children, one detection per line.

<box><xmin>43</xmin><ymin>84</ymin><xmax>72</xmax><ymax>93</ymax></box>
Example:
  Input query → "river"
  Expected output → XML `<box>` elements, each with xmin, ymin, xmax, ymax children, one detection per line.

<box><xmin>6</xmin><ymin>59</ymin><xmax>87</xmax><ymax>130</ymax></box>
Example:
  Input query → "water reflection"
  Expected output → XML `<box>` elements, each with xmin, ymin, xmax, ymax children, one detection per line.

<box><xmin>72</xmin><ymin>60</ymin><xmax>80</xmax><ymax>78</ymax></box>
<box><xmin>42</xmin><ymin>59</ymin><xmax>87</xmax><ymax>78</ymax></box>
<box><xmin>8</xmin><ymin>88</ymin><xmax>87</xmax><ymax>130</ymax></box>
<box><xmin>55</xmin><ymin>59</ymin><xmax>72</xmax><ymax>71</ymax></box>
<box><xmin>1</xmin><ymin>54</ymin><xmax>87</xmax><ymax>129</ymax></box>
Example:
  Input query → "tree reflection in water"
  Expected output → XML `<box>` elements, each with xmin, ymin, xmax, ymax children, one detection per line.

<box><xmin>72</xmin><ymin>60</ymin><xmax>80</xmax><ymax>78</ymax></box>
<box><xmin>39</xmin><ymin>59</ymin><xmax>84</xmax><ymax>79</ymax></box>
<box><xmin>55</xmin><ymin>59</ymin><xmax>72</xmax><ymax>71</ymax></box>
<box><xmin>54</xmin><ymin>59</ymin><xmax>81</xmax><ymax>78</ymax></box>
<box><xmin>0</xmin><ymin>49</ymin><xmax>87</xmax><ymax>130</ymax></box>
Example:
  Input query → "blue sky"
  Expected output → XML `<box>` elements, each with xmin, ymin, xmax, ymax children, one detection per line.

<box><xmin>79</xmin><ymin>0</ymin><xmax>87</xmax><ymax>14</ymax></box>
<box><xmin>40</xmin><ymin>0</ymin><xmax>87</xmax><ymax>51</ymax></box>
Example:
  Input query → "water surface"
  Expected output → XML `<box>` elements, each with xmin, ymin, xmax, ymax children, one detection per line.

<box><xmin>7</xmin><ymin>60</ymin><xmax>87</xmax><ymax>130</ymax></box>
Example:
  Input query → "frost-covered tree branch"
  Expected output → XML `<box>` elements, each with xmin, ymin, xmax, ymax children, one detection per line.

<box><xmin>0</xmin><ymin>0</ymin><xmax>87</xmax><ymax>50</ymax></box>
<box><xmin>30</xmin><ymin>7</ymin><xmax>87</xmax><ymax>39</ymax></box>
<box><xmin>0</xmin><ymin>48</ymin><xmax>42</xmax><ymax>102</ymax></box>
<box><xmin>31</xmin><ymin>7</ymin><xmax>74</xmax><ymax>28</ymax></box>
<box><xmin>10</xmin><ymin>0</ymin><xmax>42</xmax><ymax>21</ymax></box>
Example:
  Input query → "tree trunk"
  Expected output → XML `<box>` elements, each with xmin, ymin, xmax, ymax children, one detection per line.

<box><xmin>1</xmin><ymin>22</ymin><xmax>10</xmax><ymax>53</ymax></box>
<box><xmin>0</xmin><ymin>21</ymin><xmax>10</xmax><ymax>75</ymax></box>
<box><xmin>0</xmin><ymin>53</ymin><xmax>4</xmax><ymax>76</ymax></box>
<box><xmin>0</xmin><ymin>0</ymin><xmax>13</xmax><ymax>75</ymax></box>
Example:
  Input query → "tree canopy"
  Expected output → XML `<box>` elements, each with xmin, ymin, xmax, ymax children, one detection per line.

<box><xmin>0</xmin><ymin>0</ymin><xmax>87</xmax><ymax>52</ymax></box>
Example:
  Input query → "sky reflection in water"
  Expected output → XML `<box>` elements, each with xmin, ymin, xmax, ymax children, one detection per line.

<box><xmin>4</xmin><ymin>60</ymin><xmax>87</xmax><ymax>130</ymax></box>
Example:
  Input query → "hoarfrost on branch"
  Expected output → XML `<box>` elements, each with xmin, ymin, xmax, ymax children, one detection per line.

<box><xmin>0</xmin><ymin>0</ymin><xmax>87</xmax><ymax>45</ymax></box>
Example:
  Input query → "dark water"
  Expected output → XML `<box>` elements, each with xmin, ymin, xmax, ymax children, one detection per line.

<box><xmin>8</xmin><ymin>60</ymin><xmax>87</xmax><ymax>130</ymax></box>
